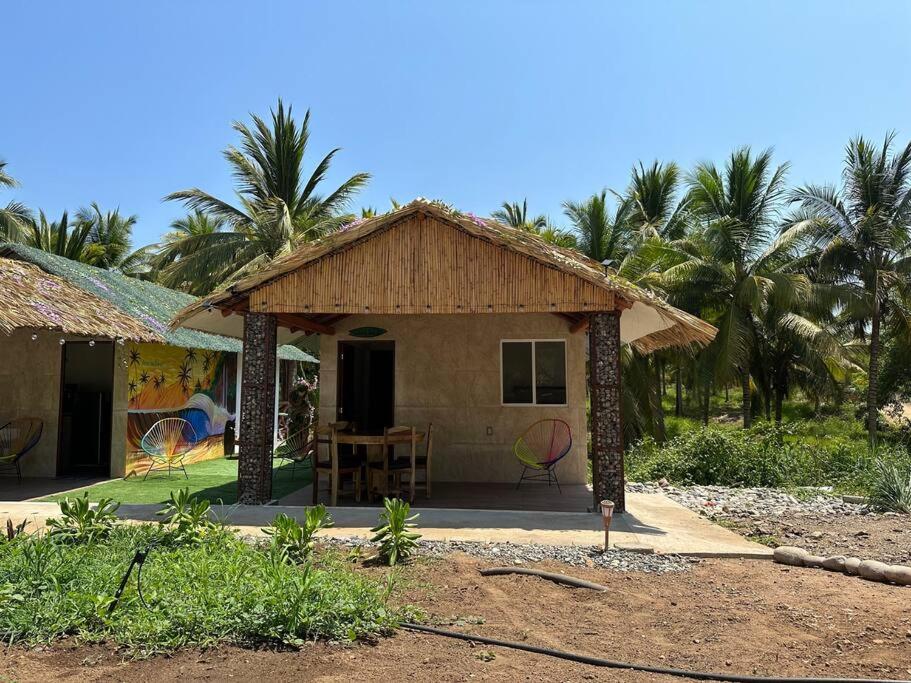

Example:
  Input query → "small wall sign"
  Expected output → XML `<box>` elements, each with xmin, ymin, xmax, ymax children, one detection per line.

<box><xmin>349</xmin><ymin>326</ymin><xmax>387</xmax><ymax>338</ymax></box>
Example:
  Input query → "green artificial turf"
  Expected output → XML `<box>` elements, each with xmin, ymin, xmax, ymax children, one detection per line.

<box><xmin>41</xmin><ymin>457</ymin><xmax>312</xmax><ymax>505</ymax></box>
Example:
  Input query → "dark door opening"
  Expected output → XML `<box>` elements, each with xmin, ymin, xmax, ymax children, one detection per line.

<box><xmin>58</xmin><ymin>341</ymin><xmax>114</xmax><ymax>476</ymax></box>
<box><xmin>337</xmin><ymin>341</ymin><xmax>395</xmax><ymax>433</ymax></box>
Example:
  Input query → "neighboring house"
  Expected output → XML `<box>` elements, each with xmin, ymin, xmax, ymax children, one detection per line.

<box><xmin>174</xmin><ymin>199</ymin><xmax>715</xmax><ymax>509</ymax></box>
<box><xmin>0</xmin><ymin>244</ymin><xmax>314</xmax><ymax>479</ymax></box>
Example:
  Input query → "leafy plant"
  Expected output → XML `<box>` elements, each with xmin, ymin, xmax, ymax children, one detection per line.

<box><xmin>46</xmin><ymin>493</ymin><xmax>119</xmax><ymax>544</ymax></box>
<box><xmin>370</xmin><ymin>498</ymin><xmax>421</xmax><ymax>566</ymax></box>
<box><xmin>156</xmin><ymin>488</ymin><xmax>217</xmax><ymax>546</ymax></box>
<box><xmin>4</xmin><ymin>518</ymin><xmax>26</xmax><ymax>542</ymax></box>
<box><xmin>868</xmin><ymin>459</ymin><xmax>911</xmax><ymax>513</ymax></box>
<box><xmin>263</xmin><ymin>506</ymin><xmax>333</xmax><ymax>564</ymax></box>
<box><xmin>0</xmin><ymin>526</ymin><xmax>401</xmax><ymax>653</ymax></box>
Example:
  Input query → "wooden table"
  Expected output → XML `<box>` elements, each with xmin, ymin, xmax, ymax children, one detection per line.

<box><xmin>322</xmin><ymin>430</ymin><xmax>425</xmax><ymax>505</ymax></box>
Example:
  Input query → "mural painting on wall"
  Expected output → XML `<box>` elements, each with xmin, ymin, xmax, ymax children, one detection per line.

<box><xmin>126</xmin><ymin>343</ymin><xmax>236</xmax><ymax>476</ymax></box>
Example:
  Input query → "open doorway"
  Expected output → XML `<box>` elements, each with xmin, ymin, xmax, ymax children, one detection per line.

<box><xmin>58</xmin><ymin>341</ymin><xmax>114</xmax><ymax>476</ymax></box>
<box><xmin>337</xmin><ymin>341</ymin><xmax>394</xmax><ymax>433</ymax></box>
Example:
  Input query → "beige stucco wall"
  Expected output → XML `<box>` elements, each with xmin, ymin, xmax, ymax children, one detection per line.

<box><xmin>0</xmin><ymin>330</ymin><xmax>63</xmax><ymax>477</ymax></box>
<box><xmin>0</xmin><ymin>330</ymin><xmax>130</xmax><ymax>478</ymax></box>
<box><xmin>319</xmin><ymin>314</ymin><xmax>587</xmax><ymax>484</ymax></box>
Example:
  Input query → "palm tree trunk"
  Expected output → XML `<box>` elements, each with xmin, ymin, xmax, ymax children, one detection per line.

<box><xmin>774</xmin><ymin>388</ymin><xmax>784</xmax><ymax>424</ymax></box>
<box><xmin>675</xmin><ymin>366</ymin><xmax>683</xmax><ymax>417</ymax></box>
<box><xmin>764</xmin><ymin>385</ymin><xmax>772</xmax><ymax>422</ymax></box>
<box><xmin>867</xmin><ymin>295</ymin><xmax>881</xmax><ymax>446</ymax></box>
<box><xmin>702</xmin><ymin>380</ymin><xmax>710</xmax><ymax>426</ymax></box>
<box><xmin>741</xmin><ymin>367</ymin><xmax>752</xmax><ymax>429</ymax></box>
<box><xmin>653</xmin><ymin>360</ymin><xmax>666</xmax><ymax>443</ymax></box>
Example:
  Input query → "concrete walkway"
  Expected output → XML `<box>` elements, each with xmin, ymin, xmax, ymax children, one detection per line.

<box><xmin>0</xmin><ymin>492</ymin><xmax>771</xmax><ymax>558</ymax></box>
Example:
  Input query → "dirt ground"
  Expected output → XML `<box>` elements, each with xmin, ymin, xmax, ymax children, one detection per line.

<box><xmin>721</xmin><ymin>512</ymin><xmax>911</xmax><ymax>564</ymax></box>
<box><xmin>3</xmin><ymin>554</ymin><xmax>911</xmax><ymax>682</ymax></box>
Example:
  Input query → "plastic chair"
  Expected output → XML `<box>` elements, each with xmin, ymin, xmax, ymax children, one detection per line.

<box><xmin>0</xmin><ymin>418</ymin><xmax>44</xmax><ymax>482</ymax></box>
<box><xmin>273</xmin><ymin>427</ymin><xmax>311</xmax><ymax>478</ymax></box>
<box><xmin>140</xmin><ymin>418</ymin><xmax>197</xmax><ymax>480</ymax></box>
<box><xmin>513</xmin><ymin>419</ymin><xmax>572</xmax><ymax>492</ymax></box>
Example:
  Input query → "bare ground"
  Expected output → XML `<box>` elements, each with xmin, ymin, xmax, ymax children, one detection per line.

<box><xmin>720</xmin><ymin>512</ymin><xmax>911</xmax><ymax>564</ymax></box>
<box><xmin>2</xmin><ymin>554</ymin><xmax>911</xmax><ymax>682</ymax></box>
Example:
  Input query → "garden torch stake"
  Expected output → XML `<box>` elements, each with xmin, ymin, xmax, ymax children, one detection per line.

<box><xmin>600</xmin><ymin>500</ymin><xmax>615</xmax><ymax>552</ymax></box>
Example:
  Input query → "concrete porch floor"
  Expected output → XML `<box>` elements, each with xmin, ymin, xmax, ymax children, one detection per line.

<box><xmin>0</xmin><ymin>489</ymin><xmax>772</xmax><ymax>558</ymax></box>
<box><xmin>278</xmin><ymin>481</ymin><xmax>596</xmax><ymax>512</ymax></box>
<box><xmin>0</xmin><ymin>476</ymin><xmax>105</xmax><ymax>502</ymax></box>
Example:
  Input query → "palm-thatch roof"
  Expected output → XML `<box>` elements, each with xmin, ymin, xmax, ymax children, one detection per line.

<box><xmin>0</xmin><ymin>257</ymin><xmax>158</xmax><ymax>341</ymax></box>
<box><xmin>0</xmin><ymin>243</ymin><xmax>315</xmax><ymax>362</ymax></box>
<box><xmin>172</xmin><ymin>199</ymin><xmax>716</xmax><ymax>353</ymax></box>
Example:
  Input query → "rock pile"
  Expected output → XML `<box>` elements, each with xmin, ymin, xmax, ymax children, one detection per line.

<box><xmin>323</xmin><ymin>536</ymin><xmax>696</xmax><ymax>573</ymax></box>
<box><xmin>773</xmin><ymin>545</ymin><xmax>911</xmax><ymax>586</ymax></box>
<box><xmin>629</xmin><ymin>482</ymin><xmax>870</xmax><ymax>518</ymax></box>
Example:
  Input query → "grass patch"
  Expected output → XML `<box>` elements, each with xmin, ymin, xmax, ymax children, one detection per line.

<box><xmin>41</xmin><ymin>458</ymin><xmax>312</xmax><ymax>505</ymax></box>
<box><xmin>0</xmin><ymin>524</ymin><xmax>402</xmax><ymax>654</ymax></box>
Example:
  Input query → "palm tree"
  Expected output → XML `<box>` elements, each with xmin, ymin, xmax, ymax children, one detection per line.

<box><xmin>0</xmin><ymin>159</ymin><xmax>32</xmax><ymax>241</ymax></box>
<box><xmin>23</xmin><ymin>210</ymin><xmax>94</xmax><ymax>261</ymax></box>
<box><xmin>563</xmin><ymin>190</ymin><xmax>632</xmax><ymax>266</ymax></box>
<box><xmin>789</xmin><ymin>133</ymin><xmax>911</xmax><ymax>443</ymax></box>
<box><xmin>628</xmin><ymin>161</ymin><xmax>691</xmax><ymax>241</ymax></box>
<box><xmin>149</xmin><ymin>211</ymin><xmax>225</xmax><ymax>292</ymax></box>
<box><xmin>492</xmin><ymin>199</ymin><xmax>547</xmax><ymax>231</ymax></box>
<box><xmin>665</xmin><ymin>147</ymin><xmax>790</xmax><ymax>428</ymax></box>
<box><xmin>163</xmin><ymin>99</ymin><xmax>370</xmax><ymax>292</ymax></box>
<box><xmin>75</xmin><ymin>202</ymin><xmax>139</xmax><ymax>270</ymax></box>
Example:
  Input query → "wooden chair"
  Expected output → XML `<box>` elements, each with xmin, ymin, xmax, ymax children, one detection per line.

<box><xmin>312</xmin><ymin>422</ymin><xmax>361</xmax><ymax>506</ymax></box>
<box><xmin>401</xmin><ymin>423</ymin><xmax>433</xmax><ymax>499</ymax></box>
<box><xmin>367</xmin><ymin>426</ymin><xmax>417</xmax><ymax>502</ymax></box>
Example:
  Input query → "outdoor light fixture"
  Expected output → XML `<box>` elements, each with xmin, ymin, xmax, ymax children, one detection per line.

<box><xmin>600</xmin><ymin>499</ymin><xmax>615</xmax><ymax>552</ymax></box>
<box><xmin>88</xmin><ymin>340</ymin><xmax>95</xmax><ymax>347</ymax></box>
<box><xmin>59</xmin><ymin>338</ymin><xmax>65</xmax><ymax>345</ymax></box>
<box><xmin>31</xmin><ymin>333</ymin><xmax>38</xmax><ymax>341</ymax></box>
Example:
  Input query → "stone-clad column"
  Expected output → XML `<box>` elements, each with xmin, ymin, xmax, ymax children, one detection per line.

<box><xmin>238</xmin><ymin>312</ymin><xmax>277</xmax><ymax>504</ymax></box>
<box><xmin>589</xmin><ymin>311</ymin><xmax>625</xmax><ymax>512</ymax></box>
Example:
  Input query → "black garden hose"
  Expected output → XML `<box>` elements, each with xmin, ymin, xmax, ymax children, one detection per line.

<box><xmin>401</xmin><ymin>622</ymin><xmax>910</xmax><ymax>683</ymax></box>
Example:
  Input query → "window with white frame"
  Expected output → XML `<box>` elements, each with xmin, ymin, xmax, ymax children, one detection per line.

<box><xmin>501</xmin><ymin>340</ymin><xmax>567</xmax><ymax>405</ymax></box>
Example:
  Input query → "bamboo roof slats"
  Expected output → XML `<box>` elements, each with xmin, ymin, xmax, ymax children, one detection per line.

<box><xmin>0</xmin><ymin>257</ymin><xmax>159</xmax><ymax>341</ymax></box>
<box><xmin>172</xmin><ymin>199</ymin><xmax>717</xmax><ymax>353</ymax></box>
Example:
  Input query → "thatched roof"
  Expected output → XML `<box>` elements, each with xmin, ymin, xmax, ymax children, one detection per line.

<box><xmin>172</xmin><ymin>199</ymin><xmax>716</xmax><ymax>353</ymax></box>
<box><xmin>0</xmin><ymin>244</ymin><xmax>315</xmax><ymax>362</ymax></box>
<box><xmin>0</xmin><ymin>257</ymin><xmax>159</xmax><ymax>341</ymax></box>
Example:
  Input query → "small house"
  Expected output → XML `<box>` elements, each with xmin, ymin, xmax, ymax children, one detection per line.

<box><xmin>0</xmin><ymin>244</ymin><xmax>313</xmax><ymax>480</ymax></box>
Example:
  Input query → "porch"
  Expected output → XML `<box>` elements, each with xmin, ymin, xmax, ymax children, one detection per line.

<box><xmin>170</xmin><ymin>200</ymin><xmax>716</xmax><ymax>511</ymax></box>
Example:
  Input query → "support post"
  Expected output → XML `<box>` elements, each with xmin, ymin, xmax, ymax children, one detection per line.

<box><xmin>589</xmin><ymin>311</ymin><xmax>625</xmax><ymax>513</ymax></box>
<box><xmin>238</xmin><ymin>312</ymin><xmax>277</xmax><ymax>504</ymax></box>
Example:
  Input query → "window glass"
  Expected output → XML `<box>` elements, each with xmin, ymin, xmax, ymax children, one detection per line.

<box><xmin>502</xmin><ymin>342</ymin><xmax>533</xmax><ymax>404</ymax></box>
<box><xmin>535</xmin><ymin>341</ymin><xmax>566</xmax><ymax>404</ymax></box>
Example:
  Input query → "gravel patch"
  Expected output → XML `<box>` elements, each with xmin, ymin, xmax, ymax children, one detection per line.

<box><xmin>321</xmin><ymin>536</ymin><xmax>695</xmax><ymax>573</ymax></box>
<box><xmin>627</xmin><ymin>481</ymin><xmax>875</xmax><ymax>518</ymax></box>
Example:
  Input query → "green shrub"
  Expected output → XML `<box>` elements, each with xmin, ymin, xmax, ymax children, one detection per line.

<box><xmin>156</xmin><ymin>488</ymin><xmax>217</xmax><ymax>546</ymax></box>
<box><xmin>46</xmin><ymin>493</ymin><xmax>120</xmax><ymax>544</ymax></box>
<box><xmin>868</xmin><ymin>459</ymin><xmax>911</xmax><ymax>513</ymax></box>
<box><xmin>0</xmin><ymin>525</ymin><xmax>401</xmax><ymax>653</ymax></box>
<box><xmin>263</xmin><ymin>506</ymin><xmax>333</xmax><ymax>564</ymax></box>
<box><xmin>626</xmin><ymin>422</ymin><xmax>911</xmax><ymax>493</ymax></box>
<box><xmin>370</xmin><ymin>498</ymin><xmax>421</xmax><ymax>565</ymax></box>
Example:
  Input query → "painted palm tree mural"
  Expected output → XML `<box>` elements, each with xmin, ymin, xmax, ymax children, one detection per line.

<box><xmin>125</xmin><ymin>342</ymin><xmax>235</xmax><ymax>476</ymax></box>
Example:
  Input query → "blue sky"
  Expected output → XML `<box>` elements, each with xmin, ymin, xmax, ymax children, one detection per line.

<box><xmin>3</xmin><ymin>1</ymin><xmax>910</xmax><ymax>247</ymax></box>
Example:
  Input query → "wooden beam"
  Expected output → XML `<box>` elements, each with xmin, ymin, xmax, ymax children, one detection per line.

<box><xmin>570</xmin><ymin>316</ymin><xmax>590</xmax><ymax>334</ymax></box>
<box><xmin>615</xmin><ymin>296</ymin><xmax>634</xmax><ymax>311</ymax></box>
<box><xmin>273</xmin><ymin>312</ymin><xmax>335</xmax><ymax>336</ymax></box>
<box><xmin>220</xmin><ymin>299</ymin><xmax>250</xmax><ymax>317</ymax></box>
